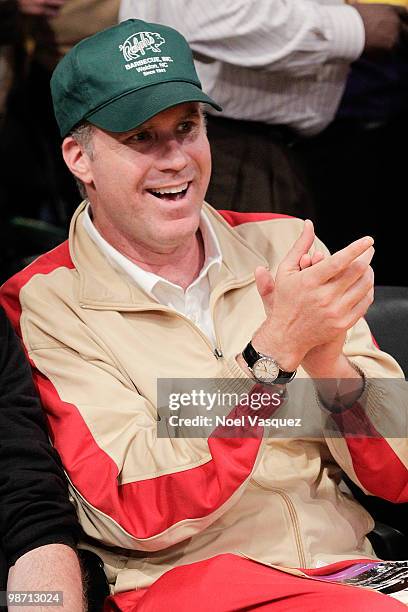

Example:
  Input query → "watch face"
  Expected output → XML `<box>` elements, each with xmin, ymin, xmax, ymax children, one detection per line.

<box><xmin>252</xmin><ymin>357</ymin><xmax>279</xmax><ymax>383</ymax></box>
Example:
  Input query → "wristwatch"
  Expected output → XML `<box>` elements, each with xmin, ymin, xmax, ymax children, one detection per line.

<box><xmin>242</xmin><ymin>341</ymin><xmax>297</xmax><ymax>385</ymax></box>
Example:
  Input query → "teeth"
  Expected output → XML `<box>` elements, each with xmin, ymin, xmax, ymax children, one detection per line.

<box><xmin>150</xmin><ymin>182</ymin><xmax>188</xmax><ymax>195</ymax></box>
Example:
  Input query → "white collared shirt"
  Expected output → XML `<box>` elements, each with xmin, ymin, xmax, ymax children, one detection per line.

<box><xmin>83</xmin><ymin>203</ymin><xmax>222</xmax><ymax>347</ymax></box>
<box><xmin>119</xmin><ymin>0</ymin><xmax>365</xmax><ymax>136</ymax></box>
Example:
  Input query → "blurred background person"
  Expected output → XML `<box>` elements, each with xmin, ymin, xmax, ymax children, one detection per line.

<box><xmin>0</xmin><ymin>0</ymin><xmax>120</xmax><ymax>283</ymax></box>
<box><xmin>0</xmin><ymin>0</ymin><xmax>119</xmax><ymax>225</ymax></box>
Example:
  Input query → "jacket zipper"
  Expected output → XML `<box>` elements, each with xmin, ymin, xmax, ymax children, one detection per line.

<box><xmin>208</xmin><ymin>276</ymin><xmax>256</xmax><ymax>360</ymax></box>
<box><xmin>82</xmin><ymin>276</ymin><xmax>255</xmax><ymax>361</ymax></box>
<box><xmin>251</xmin><ymin>479</ymin><xmax>307</xmax><ymax>568</ymax></box>
<box><xmin>169</xmin><ymin>310</ymin><xmax>224</xmax><ymax>360</ymax></box>
<box><xmin>107</xmin><ymin>303</ymin><xmax>224</xmax><ymax>360</ymax></box>
<box><xmin>120</xmin><ymin>276</ymin><xmax>254</xmax><ymax>361</ymax></box>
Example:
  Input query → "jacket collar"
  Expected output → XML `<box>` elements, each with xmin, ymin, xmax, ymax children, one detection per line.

<box><xmin>69</xmin><ymin>201</ymin><xmax>269</xmax><ymax>310</ymax></box>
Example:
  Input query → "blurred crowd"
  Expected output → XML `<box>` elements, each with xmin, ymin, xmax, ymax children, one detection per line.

<box><xmin>1</xmin><ymin>0</ymin><xmax>407</xmax><ymax>286</ymax></box>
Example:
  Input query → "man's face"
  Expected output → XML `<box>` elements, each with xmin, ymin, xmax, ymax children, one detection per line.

<box><xmin>82</xmin><ymin>102</ymin><xmax>211</xmax><ymax>256</ymax></box>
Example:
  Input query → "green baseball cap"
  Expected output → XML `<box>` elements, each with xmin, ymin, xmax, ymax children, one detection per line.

<box><xmin>51</xmin><ymin>19</ymin><xmax>222</xmax><ymax>138</ymax></box>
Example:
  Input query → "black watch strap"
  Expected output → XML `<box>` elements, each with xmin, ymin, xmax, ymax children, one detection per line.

<box><xmin>242</xmin><ymin>341</ymin><xmax>262</xmax><ymax>369</ymax></box>
<box><xmin>242</xmin><ymin>341</ymin><xmax>296</xmax><ymax>384</ymax></box>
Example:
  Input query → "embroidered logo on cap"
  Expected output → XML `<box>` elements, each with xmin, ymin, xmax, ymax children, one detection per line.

<box><xmin>119</xmin><ymin>30</ymin><xmax>174</xmax><ymax>76</ymax></box>
<box><xmin>119</xmin><ymin>32</ymin><xmax>165</xmax><ymax>61</ymax></box>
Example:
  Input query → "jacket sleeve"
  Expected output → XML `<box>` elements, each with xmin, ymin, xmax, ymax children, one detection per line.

<box><xmin>0</xmin><ymin>308</ymin><xmax>80</xmax><ymax>567</ymax></box>
<box><xmin>322</xmin><ymin>315</ymin><xmax>408</xmax><ymax>503</ymax></box>
<box><xmin>119</xmin><ymin>0</ymin><xmax>365</xmax><ymax>75</ymax></box>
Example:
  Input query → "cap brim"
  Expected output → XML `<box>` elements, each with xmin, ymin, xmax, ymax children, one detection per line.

<box><xmin>85</xmin><ymin>81</ymin><xmax>222</xmax><ymax>132</ymax></box>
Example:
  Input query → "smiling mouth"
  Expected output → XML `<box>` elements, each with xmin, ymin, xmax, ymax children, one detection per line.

<box><xmin>148</xmin><ymin>182</ymin><xmax>190</xmax><ymax>201</ymax></box>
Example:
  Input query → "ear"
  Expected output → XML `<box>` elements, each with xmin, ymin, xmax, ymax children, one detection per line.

<box><xmin>62</xmin><ymin>136</ymin><xmax>93</xmax><ymax>187</ymax></box>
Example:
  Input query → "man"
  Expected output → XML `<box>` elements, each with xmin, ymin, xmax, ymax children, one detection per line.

<box><xmin>0</xmin><ymin>307</ymin><xmax>83</xmax><ymax>611</ymax></box>
<box><xmin>119</xmin><ymin>0</ymin><xmax>408</xmax><ymax>286</ymax></box>
<box><xmin>1</xmin><ymin>19</ymin><xmax>407</xmax><ymax>611</ymax></box>
<box><xmin>119</xmin><ymin>1</ymin><xmax>405</xmax><ymax>137</ymax></box>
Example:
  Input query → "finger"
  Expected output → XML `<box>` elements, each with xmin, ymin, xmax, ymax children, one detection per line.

<box><xmin>343</xmin><ymin>286</ymin><xmax>375</xmax><ymax>330</ymax></box>
<box><xmin>313</xmin><ymin>236</ymin><xmax>374</xmax><ymax>284</ymax></box>
<box><xmin>299</xmin><ymin>254</ymin><xmax>312</xmax><ymax>270</ymax></box>
<box><xmin>255</xmin><ymin>266</ymin><xmax>274</xmax><ymax>298</ymax></box>
<box><xmin>19</xmin><ymin>2</ymin><xmax>62</xmax><ymax>14</ymax></box>
<box><xmin>300</xmin><ymin>250</ymin><xmax>325</xmax><ymax>270</ymax></box>
<box><xmin>311</xmin><ymin>250</ymin><xmax>325</xmax><ymax>266</ymax></box>
<box><xmin>19</xmin><ymin>0</ymin><xmax>64</xmax><ymax>8</ymax></box>
<box><xmin>18</xmin><ymin>5</ymin><xmax>44</xmax><ymax>14</ymax></box>
<box><xmin>255</xmin><ymin>266</ymin><xmax>275</xmax><ymax>314</ymax></box>
<box><xmin>339</xmin><ymin>266</ymin><xmax>374</xmax><ymax>315</ymax></box>
<box><xmin>44</xmin><ymin>6</ymin><xmax>62</xmax><ymax>15</ymax></box>
<box><xmin>329</xmin><ymin>246</ymin><xmax>375</xmax><ymax>293</ymax></box>
<box><xmin>281</xmin><ymin>219</ymin><xmax>316</xmax><ymax>273</ymax></box>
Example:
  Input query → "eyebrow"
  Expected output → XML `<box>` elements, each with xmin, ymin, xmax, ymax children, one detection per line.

<box><xmin>182</xmin><ymin>108</ymin><xmax>201</xmax><ymax>120</ymax></box>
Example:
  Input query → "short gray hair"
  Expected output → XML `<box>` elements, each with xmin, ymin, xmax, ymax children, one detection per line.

<box><xmin>70</xmin><ymin>122</ymin><xmax>95</xmax><ymax>199</ymax></box>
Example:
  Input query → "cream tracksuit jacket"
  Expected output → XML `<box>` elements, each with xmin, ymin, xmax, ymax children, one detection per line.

<box><xmin>1</xmin><ymin>203</ymin><xmax>407</xmax><ymax>594</ymax></box>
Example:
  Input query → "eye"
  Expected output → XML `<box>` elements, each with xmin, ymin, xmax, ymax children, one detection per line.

<box><xmin>177</xmin><ymin>120</ymin><xmax>198</xmax><ymax>135</ymax></box>
<box><xmin>128</xmin><ymin>130</ymin><xmax>152</xmax><ymax>143</ymax></box>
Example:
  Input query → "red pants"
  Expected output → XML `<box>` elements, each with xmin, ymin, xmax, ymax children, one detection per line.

<box><xmin>104</xmin><ymin>553</ymin><xmax>406</xmax><ymax>611</ymax></box>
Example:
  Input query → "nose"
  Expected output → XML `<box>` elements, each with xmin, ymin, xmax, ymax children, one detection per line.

<box><xmin>156</xmin><ymin>137</ymin><xmax>189</xmax><ymax>173</ymax></box>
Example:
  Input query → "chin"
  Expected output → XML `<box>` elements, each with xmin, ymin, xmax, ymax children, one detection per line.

<box><xmin>159</xmin><ymin>215</ymin><xmax>200</xmax><ymax>244</ymax></box>
<box><xmin>163</xmin><ymin>201</ymin><xmax>201</xmax><ymax>224</ymax></box>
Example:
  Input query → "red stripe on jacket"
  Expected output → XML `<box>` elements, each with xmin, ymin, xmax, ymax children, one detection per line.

<box><xmin>35</xmin><ymin>369</ymin><xmax>264</xmax><ymax>538</ymax></box>
<box><xmin>218</xmin><ymin>210</ymin><xmax>292</xmax><ymax>227</ymax></box>
<box><xmin>0</xmin><ymin>240</ymin><xmax>263</xmax><ymax>538</ymax></box>
<box><xmin>331</xmin><ymin>403</ymin><xmax>408</xmax><ymax>502</ymax></box>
